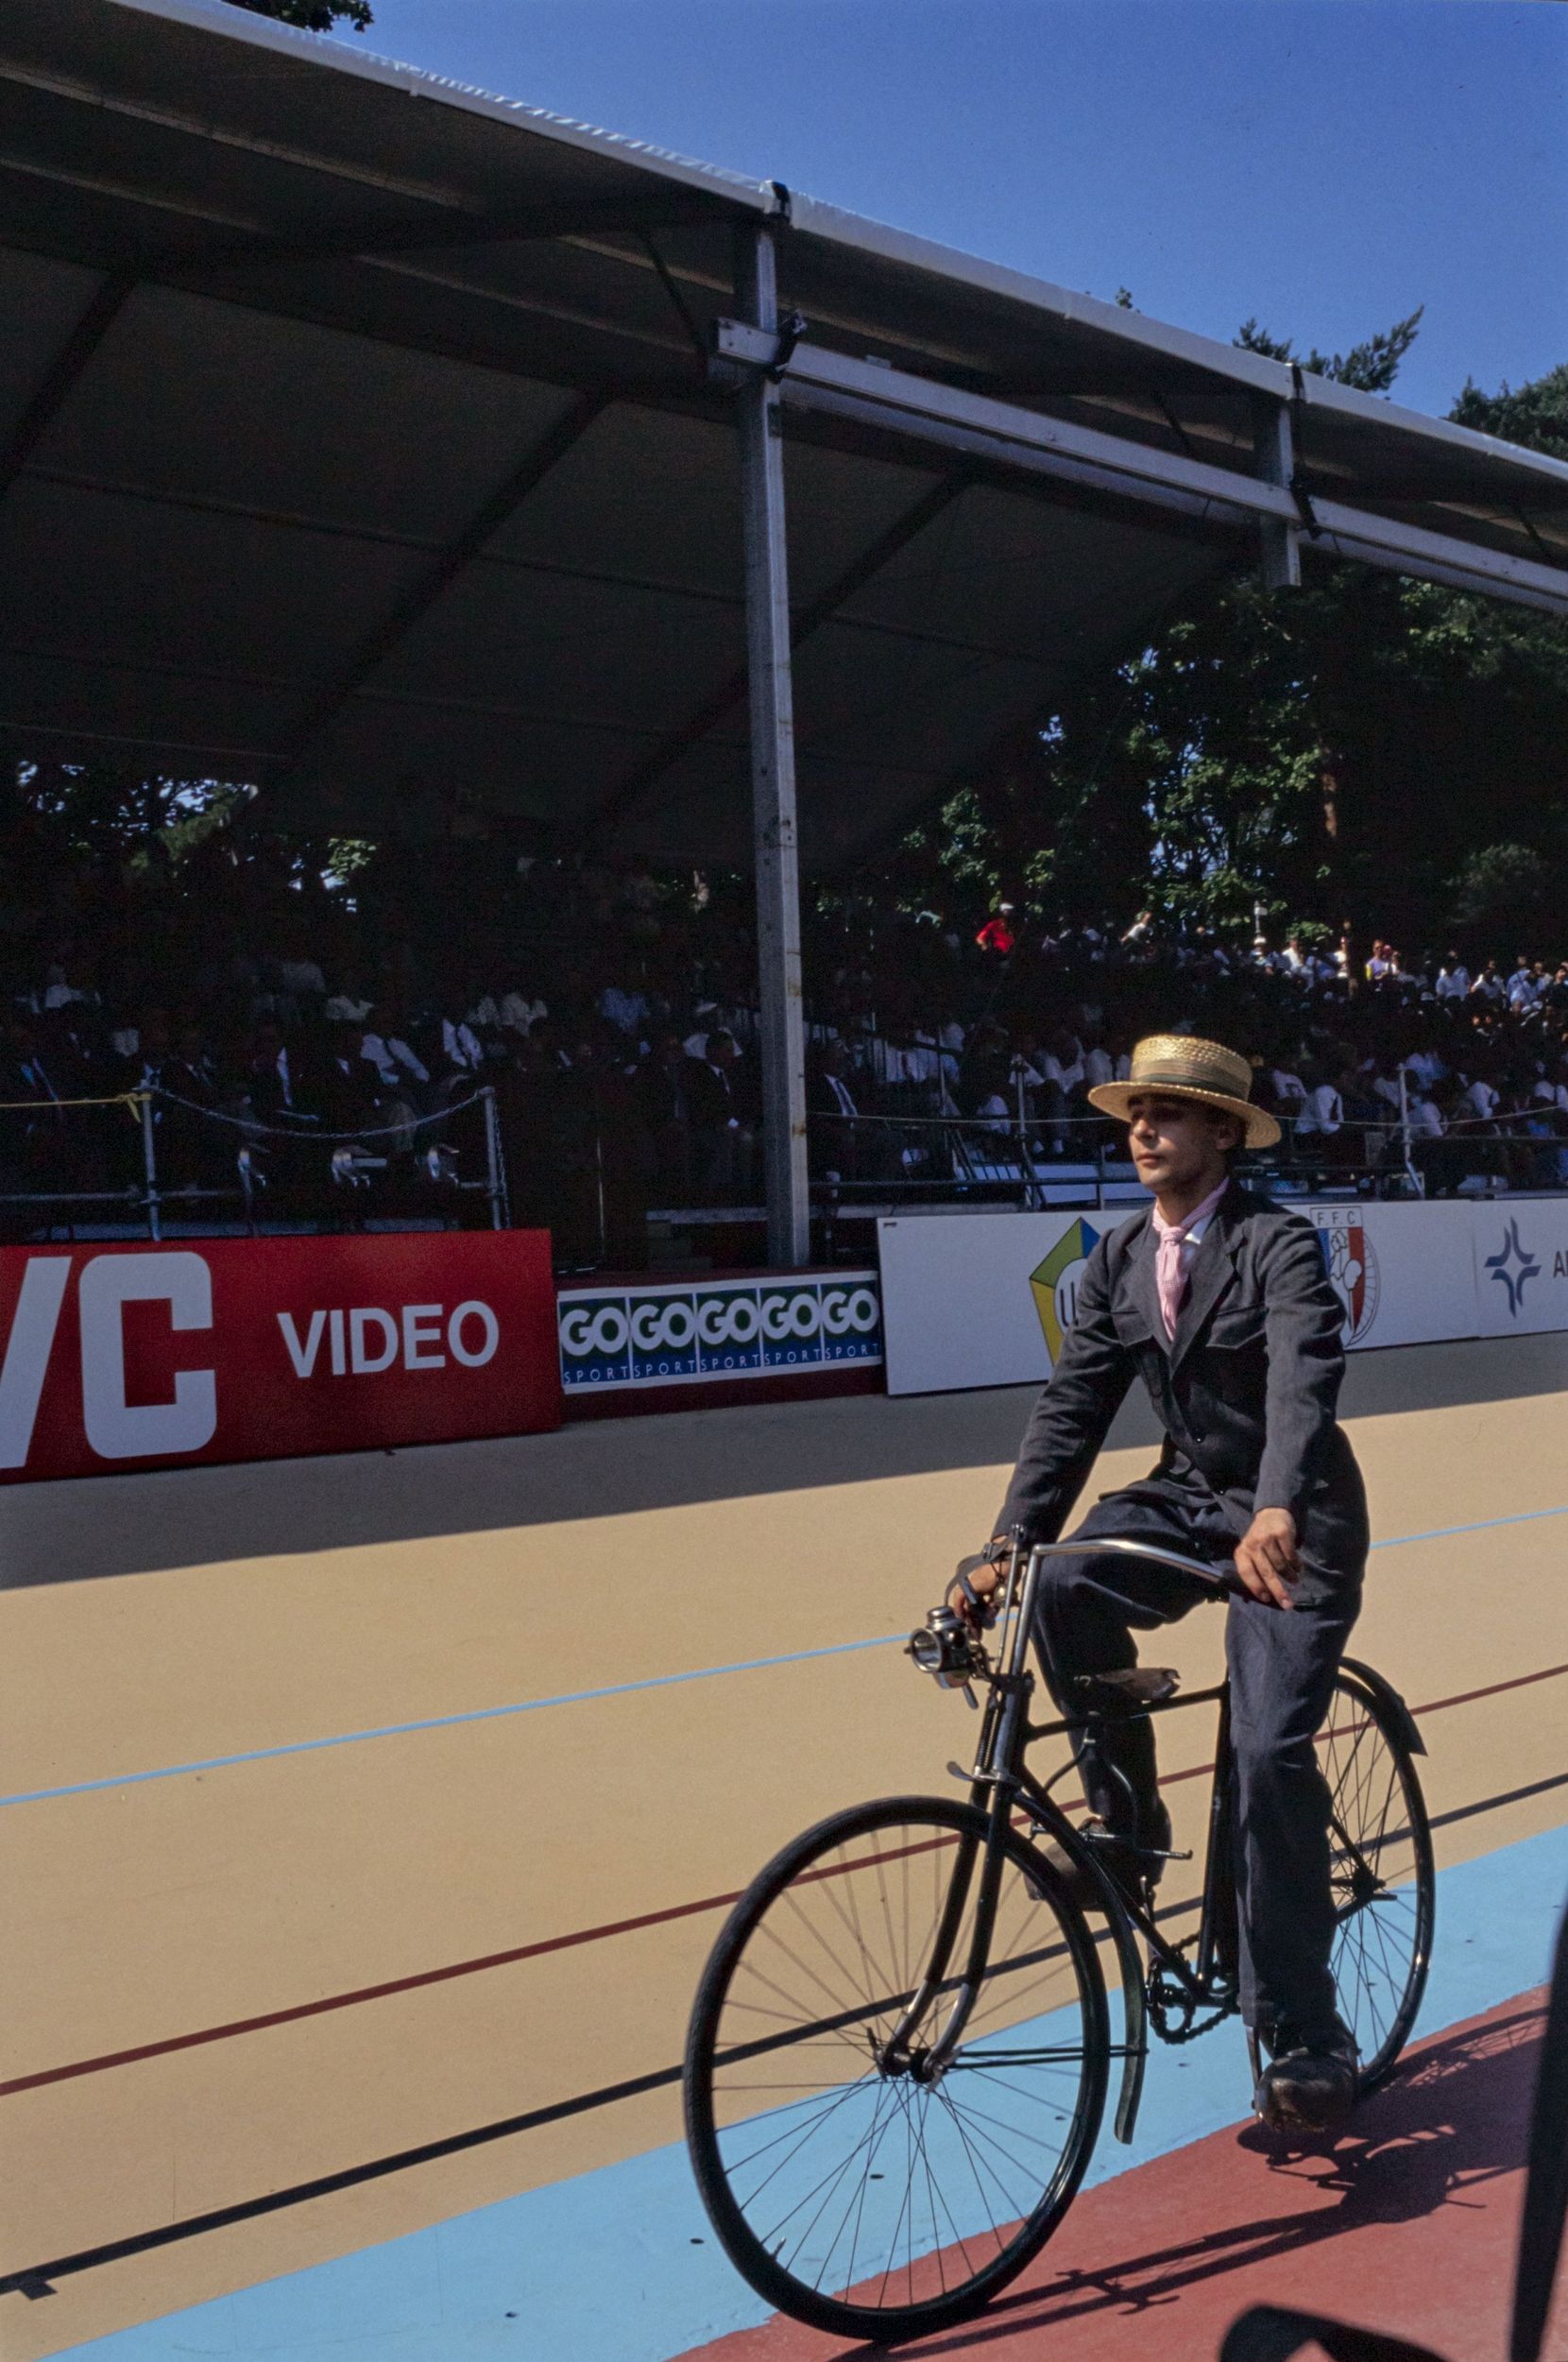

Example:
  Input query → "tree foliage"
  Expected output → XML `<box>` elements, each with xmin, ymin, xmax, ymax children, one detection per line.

<box><xmin>886</xmin><ymin>326</ymin><xmax>1568</xmax><ymax>955</ymax></box>
<box><xmin>223</xmin><ymin>0</ymin><xmax>373</xmax><ymax>32</ymax></box>
<box><xmin>1449</xmin><ymin>361</ymin><xmax>1568</xmax><ymax>461</ymax></box>
<box><xmin>1234</xmin><ymin>307</ymin><xmax>1424</xmax><ymax>394</ymax></box>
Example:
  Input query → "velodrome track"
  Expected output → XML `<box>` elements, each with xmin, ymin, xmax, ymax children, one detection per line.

<box><xmin>3</xmin><ymin>1336</ymin><xmax>1568</xmax><ymax>2362</ymax></box>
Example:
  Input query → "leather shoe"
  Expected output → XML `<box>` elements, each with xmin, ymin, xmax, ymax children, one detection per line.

<box><xmin>1254</xmin><ymin>2019</ymin><xmax>1359</xmax><ymax>2131</ymax></box>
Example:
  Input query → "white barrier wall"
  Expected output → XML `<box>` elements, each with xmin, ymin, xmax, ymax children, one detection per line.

<box><xmin>878</xmin><ymin>1199</ymin><xmax>1567</xmax><ymax>1396</ymax></box>
<box><xmin>1472</xmin><ymin>1202</ymin><xmax>1568</xmax><ymax>1336</ymax></box>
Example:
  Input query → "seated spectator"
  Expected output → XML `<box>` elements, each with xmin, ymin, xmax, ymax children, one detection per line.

<box><xmin>241</xmin><ymin>1020</ymin><xmax>303</xmax><ymax>1125</ymax></box>
<box><xmin>357</xmin><ymin>1015</ymin><xmax>430</xmax><ymax>1099</ymax></box>
<box><xmin>598</xmin><ymin>981</ymin><xmax>650</xmax><ymax>1040</ymax></box>
<box><xmin>438</xmin><ymin>1008</ymin><xmax>485</xmax><ymax>1081</ymax></box>
<box><xmin>685</xmin><ymin>1029</ymin><xmax>758</xmax><ymax>1199</ymax></box>
<box><xmin>323</xmin><ymin>972</ymin><xmax>375</xmax><ymax>1024</ymax></box>
<box><xmin>808</xmin><ymin>1039</ymin><xmax>882</xmax><ymax>1183</ymax></box>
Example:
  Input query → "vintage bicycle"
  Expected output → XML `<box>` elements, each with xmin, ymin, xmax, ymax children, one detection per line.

<box><xmin>684</xmin><ymin>1538</ymin><xmax>1435</xmax><ymax>2342</ymax></box>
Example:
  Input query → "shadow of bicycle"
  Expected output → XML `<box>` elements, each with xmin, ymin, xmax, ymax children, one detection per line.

<box><xmin>852</xmin><ymin>2005</ymin><xmax>1542</xmax><ymax>2357</ymax></box>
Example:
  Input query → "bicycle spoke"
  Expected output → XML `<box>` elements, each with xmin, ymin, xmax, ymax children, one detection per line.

<box><xmin>695</xmin><ymin>1805</ymin><xmax>1107</xmax><ymax>2333</ymax></box>
<box><xmin>1319</xmin><ymin>1681</ymin><xmax>1431</xmax><ymax>2087</ymax></box>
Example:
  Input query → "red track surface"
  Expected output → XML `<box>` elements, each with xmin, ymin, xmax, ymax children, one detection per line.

<box><xmin>679</xmin><ymin>1988</ymin><xmax>1547</xmax><ymax>2362</ymax></box>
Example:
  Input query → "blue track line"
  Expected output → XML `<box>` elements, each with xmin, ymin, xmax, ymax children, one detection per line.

<box><xmin>0</xmin><ymin>1635</ymin><xmax>907</xmax><ymax>1807</ymax></box>
<box><xmin>5</xmin><ymin>1499</ymin><xmax>1565</xmax><ymax>1810</ymax></box>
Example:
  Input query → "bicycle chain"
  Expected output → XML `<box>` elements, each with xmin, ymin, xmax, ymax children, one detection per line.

<box><xmin>1145</xmin><ymin>1965</ymin><xmax>1236</xmax><ymax>2045</ymax></box>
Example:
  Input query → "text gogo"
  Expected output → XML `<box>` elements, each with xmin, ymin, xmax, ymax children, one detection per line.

<box><xmin>559</xmin><ymin>1286</ymin><xmax>880</xmax><ymax>1360</ymax></box>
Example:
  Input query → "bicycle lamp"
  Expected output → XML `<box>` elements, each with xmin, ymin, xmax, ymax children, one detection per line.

<box><xmin>907</xmin><ymin>1604</ymin><xmax>985</xmax><ymax>1693</ymax></box>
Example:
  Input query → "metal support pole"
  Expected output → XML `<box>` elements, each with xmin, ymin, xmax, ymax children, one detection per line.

<box><xmin>481</xmin><ymin>1086</ymin><xmax>509</xmax><ymax>1231</ymax></box>
<box><xmin>1399</xmin><ymin>1069</ymin><xmax>1423</xmax><ymax>1199</ymax></box>
<box><xmin>138</xmin><ymin>1093</ymin><xmax>161</xmax><ymax>1241</ymax></box>
<box><xmin>1253</xmin><ymin>397</ymin><xmax>1303</xmax><ymax>590</ymax></box>
<box><xmin>736</xmin><ymin>224</ymin><xmax>810</xmax><ymax>1269</ymax></box>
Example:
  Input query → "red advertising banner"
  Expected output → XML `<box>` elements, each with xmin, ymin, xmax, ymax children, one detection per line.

<box><xmin>0</xmin><ymin>1231</ymin><xmax>559</xmax><ymax>1483</ymax></box>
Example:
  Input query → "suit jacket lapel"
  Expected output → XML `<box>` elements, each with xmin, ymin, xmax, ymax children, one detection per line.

<box><xmin>1120</xmin><ymin>1213</ymin><xmax>1165</xmax><ymax>1352</ymax></box>
<box><xmin>1168</xmin><ymin>1183</ymin><xmax>1243</xmax><ymax>1371</ymax></box>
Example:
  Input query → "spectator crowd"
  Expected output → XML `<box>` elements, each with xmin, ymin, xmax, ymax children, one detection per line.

<box><xmin>4</xmin><ymin>818</ymin><xmax>1568</xmax><ymax>1262</ymax></box>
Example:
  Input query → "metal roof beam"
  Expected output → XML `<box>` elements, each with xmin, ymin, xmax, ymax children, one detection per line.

<box><xmin>274</xmin><ymin>391</ymin><xmax>607</xmax><ymax>772</ymax></box>
<box><xmin>590</xmin><ymin>469</ymin><xmax>973</xmax><ymax>841</ymax></box>
<box><xmin>166</xmin><ymin>192</ymin><xmax>741</xmax><ymax>283</ymax></box>
<box><xmin>711</xmin><ymin>324</ymin><xmax>1568</xmax><ymax>619</ymax></box>
<box><xmin>0</xmin><ymin>269</ymin><xmax>135</xmax><ymax>502</ymax></box>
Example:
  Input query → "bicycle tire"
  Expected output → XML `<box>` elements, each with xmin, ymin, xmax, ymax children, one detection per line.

<box><xmin>684</xmin><ymin>1794</ymin><xmax>1109</xmax><ymax>2343</ymax></box>
<box><xmin>1323</xmin><ymin>1667</ymin><xmax>1436</xmax><ymax>2090</ymax></box>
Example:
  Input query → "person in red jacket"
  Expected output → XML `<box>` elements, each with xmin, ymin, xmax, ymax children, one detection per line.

<box><xmin>976</xmin><ymin>902</ymin><xmax>1017</xmax><ymax>955</ymax></box>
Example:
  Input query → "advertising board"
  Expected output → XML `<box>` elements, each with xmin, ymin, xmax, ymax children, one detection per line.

<box><xmin>1472</xmin><ymin>1201</ymin><xmax>1568</xmax><ymax>1338</ymax></box>
<box><xmin>0</xmin><ymin>1231</ymin><xmax>559</xmax><ymax>1482</ymax></box>
<box><xmin>1303</xmin><ymin>1202</ymin><xmax>1478</xmax><ymax>1353</ymax></box>
<box><xmin>556</xmin><ymin>1271</ymin><xmax>883</xmax><ymax>1395</ymax></box>
<box><xmin>878</xmin><ymin>1198</ymin><xmax>1500</xmax><ymax>1396</ymax></box>
<box><xmin>878</xmin><ymin>1211</ymin><xmax>1090</xmax><ymax>1395</ymax></box>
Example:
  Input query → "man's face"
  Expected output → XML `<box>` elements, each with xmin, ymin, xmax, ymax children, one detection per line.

<box><xmin>1125</xmin><ymin>1093</ymin><xmax>1236</xmax><ymax>1195</ymax></box>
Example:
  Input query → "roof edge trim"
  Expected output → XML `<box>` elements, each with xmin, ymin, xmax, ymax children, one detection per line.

<box><xmin>785</xmin><ymin>193</ymin><xmax>1291</xmax><ymax>400</ymax></box>
<box><xmin>97</xmin><ymin>0</ymin><xmax>777</xmax><ymax>212</ymax></box>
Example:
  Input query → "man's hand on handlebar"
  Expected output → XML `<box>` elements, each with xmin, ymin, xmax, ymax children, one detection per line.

<box><xmin>1233</xmin><ymin>1507</ymin><xmax>1301</xmax><ymax>1610</ymax></box>
<box><xmin>946</xmin><ymin>1537</ymin><xmax>1013</xmax><ymax>1628</ymax></box>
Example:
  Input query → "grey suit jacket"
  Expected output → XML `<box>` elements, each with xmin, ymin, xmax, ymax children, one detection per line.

<box><xmin>998</xmin><ymin>1180</ymin><xmax>1369</xmax><ymax>1592</ymax></box>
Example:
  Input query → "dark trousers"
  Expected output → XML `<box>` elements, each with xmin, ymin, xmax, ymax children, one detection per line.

<box><xmin>1034</xmin><ymin>1472</ymin><xmax>1358</xmax><ymax>2046</ymax></box>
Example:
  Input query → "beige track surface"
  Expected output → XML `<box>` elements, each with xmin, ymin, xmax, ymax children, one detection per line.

<box><xmin>2</xmin><ymin>1335</ymin><xmax>1566</xmax><ymax>2359</ymax></box>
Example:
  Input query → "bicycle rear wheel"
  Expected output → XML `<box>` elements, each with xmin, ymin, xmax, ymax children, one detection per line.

<box><xmin>1322</xmin><ymin>1667</ymin><xmax>1435</xmax><ymax>2088</ymax></box>
<box><xmin>684</xmin><ymin>1795</ymin><xmax>1109</xmax><ymax>2343</ymax></box>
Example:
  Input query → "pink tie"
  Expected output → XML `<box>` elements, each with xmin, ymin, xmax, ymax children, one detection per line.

<box><xmin>1156</xmin><ymin>1224</ymin><xmax>1189</xmax><ymax>1341</ymax></box>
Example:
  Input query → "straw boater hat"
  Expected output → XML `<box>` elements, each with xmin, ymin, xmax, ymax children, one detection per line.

<box><xmin>1087</xmin><ymin>1033</ymin><xmax>1281</xmax><ymax>1151</ymax></box>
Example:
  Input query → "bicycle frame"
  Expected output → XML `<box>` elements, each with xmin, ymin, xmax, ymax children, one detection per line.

<box><xmin>895</xmin><ymin>1533</ymin><xmax>1425</xmax><ymax>2146</ymax></box>
<box><xmin>931</xmin><ymin>1537</ymin><xmax>1243</xmax><ymax>2146</ymax></box>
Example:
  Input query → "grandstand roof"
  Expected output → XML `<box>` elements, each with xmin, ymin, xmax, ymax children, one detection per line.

<box><xmin>4</xmin><ymin>0</ymin><xmax>1567</xmax><ymax>869</ymax></box>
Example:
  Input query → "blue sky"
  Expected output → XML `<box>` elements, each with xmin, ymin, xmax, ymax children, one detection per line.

<box><xmin>353</xmin><ymin>0</ymin><xmax>1566</xmax><ymax>422</ymax></box>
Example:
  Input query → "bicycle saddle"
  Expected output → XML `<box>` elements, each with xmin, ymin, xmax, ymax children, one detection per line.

<box><xmin>1074</xmin><ymin>1667</ymin><xmax>1181</xmax><ymax>1711</ymax></box>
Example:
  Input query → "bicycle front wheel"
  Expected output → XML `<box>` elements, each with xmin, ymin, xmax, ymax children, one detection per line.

<box><xmin>1323</xmin><ymin>1666</ymin><xmax>1436</xmax><ymax>2089</ymax></box>
<box><xmin>684</xmin><ymin>1795</ymin><xmax>1109</xmax><ymax>2343</ymax></box>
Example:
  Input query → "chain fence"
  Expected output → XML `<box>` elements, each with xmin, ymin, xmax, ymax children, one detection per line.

<box><xmin>0</xmin><ymin>1087</ymin><xmax>508</xmax><ymax>1241</ymax></box>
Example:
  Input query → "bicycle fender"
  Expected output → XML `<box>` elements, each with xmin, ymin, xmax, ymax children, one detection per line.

<box><xmin>1023</xmin><ymin>1806</ymin><xmax>1149</xmax><ymax>2145</ymax></box>
<box><xmin>1339</xmin><ymin>1655</ymin><xmax>1426</xmax><ymax>1757</ymax></box>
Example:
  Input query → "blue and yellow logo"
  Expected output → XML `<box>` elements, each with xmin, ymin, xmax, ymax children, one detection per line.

<box><xmin>1031</xmin><ymin>1219</ymin><xmax>1100</xmax><ymax>1363</ymax></box>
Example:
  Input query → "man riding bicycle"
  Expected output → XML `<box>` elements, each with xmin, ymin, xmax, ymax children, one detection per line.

<box><xmin>952</xmin><ymin>1033</ymin><xmax>1368</xmax><ymax>2131</ymax></box>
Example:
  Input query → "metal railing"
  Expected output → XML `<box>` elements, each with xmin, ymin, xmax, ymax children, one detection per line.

<box><xmin>805</xmin><ymin>1101</ymin><xmax>1568</xmax><ymax>1210</ymax></box>
<box><xmin>0</xmin><ymin>1087</ymin><xmax>510</xmax><ymax>1238</ymax></box>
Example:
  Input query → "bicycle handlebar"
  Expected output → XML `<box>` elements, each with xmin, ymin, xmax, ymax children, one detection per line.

<box><xmin>1021</xmin><ymin>1537</ymin><xmax>1241</xmax><ymax>1598</ymax></box>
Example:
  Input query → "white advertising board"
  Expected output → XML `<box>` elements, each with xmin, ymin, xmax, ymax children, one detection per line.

<box><xmin>1303</xmin><ymin>1202</ymin><xmax>1478</xmax><ymax>1354</ymax></box>
<box><xmin>878</xmin><ymin>1208</ymin><xmax>1121</xmax><ymax>1396</ymax></box>
<box><xmin>1472</xmin><ymin>1201</ymin><xmax>1568</xmax><ymax>1338</ymax></box>
<box><xmin>878</xmin><ymin>1198</ymin><xmax>1493</xmax><ymax>1397</ymax></box>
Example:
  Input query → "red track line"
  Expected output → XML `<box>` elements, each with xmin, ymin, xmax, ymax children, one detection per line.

<box><xmin>0</xmin><ymin>1891</ymin><xmax>745</xmax><ymax>2097</ymax></box>
<box><xmin>6</xmin><ymin>1657</ymin><xmax>1565</xmax><ymax>2103</ymax></box>
<box><xmin>1410</xmin><ymin>1659</ymin><xmax>1568</xmax><ymax>1717</ymax></box>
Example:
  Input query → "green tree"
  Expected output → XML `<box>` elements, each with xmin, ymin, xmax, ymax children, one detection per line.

<box><xmin>1449</xmin><ymin>361</ymin><xmax>1568</xmax><ymax>460</ymax></box>
<box><xmin>223</xmin><ymin>0</ymin><xmax>374</xmax><ymax>31</ymax></box>
<box><xmin>884</xmin><ymin>325</ymin><xmax>1568</xmax><ymax>955</ymax></box>
<box><xmin>1234</xmin><ymin>307</ymin><xmax>1424</xmax><ymax>394</ymax></box>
